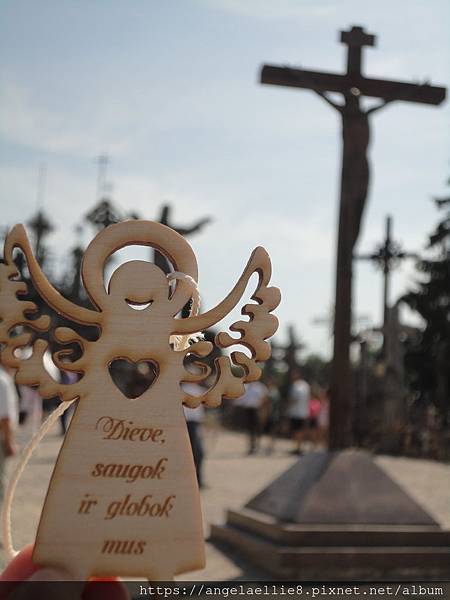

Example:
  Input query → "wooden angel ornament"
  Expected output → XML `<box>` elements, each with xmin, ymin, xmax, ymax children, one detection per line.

<box><xmin>0</xmin><ymin>220</ymin><xmax>280</xmax><ymax>581</ymax></box>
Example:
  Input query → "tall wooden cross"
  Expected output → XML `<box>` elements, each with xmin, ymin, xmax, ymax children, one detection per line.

<box><xmin>356</xmin><ymin>215</ymin><xmax>419</xmax><ymax>355</ymax></box>
<box><xmin>260</xmin><ymin>25</ymin><xmax>446</xmax><ymax>449</ymax></box>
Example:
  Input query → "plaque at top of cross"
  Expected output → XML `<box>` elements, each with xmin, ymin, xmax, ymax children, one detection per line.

<box><xmin>260</xmin><ymin>25</ymin><xmax>446</xmax><ymax>450</ymax></box>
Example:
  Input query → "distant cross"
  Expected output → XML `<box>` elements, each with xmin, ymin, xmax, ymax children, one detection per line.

<box><xmin>27</xmin><ymin>210</ymin><xmax>53</xmax><ymax>267</ymax></box>
<box><xmin>154</xmin><ymin>204</ymin><xmax>211</xmax><ymax>273</ymax></box>
<box><xmin>260</xmin><ymin>25</ymin><xmax>446</xmax><ymax>449</ymax></box>
<box><xmin>355</xmin><ymin>215</ymin><xmax>418</xmax><ymax>354</ymax></box>
<box><xmin>282</xmin><ymin>324</ymin><xmax>304</xmax><ymax>377</ymax></box>
<box><xmin>85</xmin><ymin>199</ymin><xmax>122</xmax><ymax>231</ymax></box>
<box><xmin>68</xmin><ymin>244</ymin><xmax>84</xmax><ymax>300</ymax></box>
<box><xmin>86</xmin><ymin>154</ymin><xmax>123</xmax><ymax>230</ymax></box>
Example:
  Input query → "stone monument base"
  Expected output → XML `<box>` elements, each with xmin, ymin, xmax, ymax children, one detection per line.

<box><xmin>210</xmin><ymin>450</ymin><xmax>450</xmax><ymax>580</ymax></box>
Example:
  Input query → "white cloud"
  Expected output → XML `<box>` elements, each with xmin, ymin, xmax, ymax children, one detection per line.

<box><xmin>196</xmin><ymin>0</ymin><xmax>336</xmax><ymax>20</ymax></box>
<box><xmin>0</xmin><ymin>81</ymin><xmax>131</xmax><ymax>157</ymax></box>
<box><xmin>0</xmin><ymin>72</ymin><xmax>338</xmax><ymax>168</ymax></box>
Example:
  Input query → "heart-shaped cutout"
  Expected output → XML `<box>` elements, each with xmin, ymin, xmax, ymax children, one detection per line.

<box><xmin>109</xmin><ymin>358</ymin><xmax>159</xmax><ymax>399</ymax></box>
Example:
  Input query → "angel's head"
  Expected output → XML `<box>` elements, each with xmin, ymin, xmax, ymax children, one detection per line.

<box><xmin>108</xmin><ymin>261</ymin><xmax>169</xmax><ymax>310</ymax></box>
<box><xmin>81</xmin><ymin>221</ymin><xmax>199</xmax><ymax>316</ymax></box>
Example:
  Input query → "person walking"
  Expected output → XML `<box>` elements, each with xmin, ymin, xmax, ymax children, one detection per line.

<box><xmin>234</xmin><ymin>381</ymin><xmax>268</xmax><ymax>454</ymax></box>
<box><xmin>264</xmin><ymin>377</ymin><xmax>282</xmax><ymax>454</ymax></box>
<box><xmin>286</xmin><ymin>369</ymin><xmax>311</xmax><ymax>455</ymax></box>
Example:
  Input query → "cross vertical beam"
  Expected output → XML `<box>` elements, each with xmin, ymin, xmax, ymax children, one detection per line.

<box><xmin>341</xmin><ymin>26</ymin><xmax>375</xmax><ymax>77</ymax></box>
<box><xmin>382</xmin><ymin>215</ymin><xmax>392</xmax><ymax>332</ymax></box>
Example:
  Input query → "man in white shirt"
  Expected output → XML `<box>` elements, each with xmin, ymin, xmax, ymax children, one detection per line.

<box><xmin>0</xmin><ymin>365</ymin><xmax>18</xmax><ymax>501</ymax></box>
<box><xmin>235</xmin><ymin>381</ymin><xmax>268</xmax><ymax>454</ymax></box>
<box><xmin>286</xmin><ymin>369</ymin><xmax>311</xmax><ymax>455</ymax></box>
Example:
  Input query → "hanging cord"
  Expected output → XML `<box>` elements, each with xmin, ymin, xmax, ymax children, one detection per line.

<box><xmin>2</xmin><ymin>271</ymin><xmax>201</xmax><ymax>562</ymax></box>
<box><xmin>167</xmin><ymin>271</ymin><xmax>202</xmax><ymax>350</ymax></box>
<box><xmin>2</xmin><ymin>398</ymin><xmax>76</xmax><ymax>561</ymax></box>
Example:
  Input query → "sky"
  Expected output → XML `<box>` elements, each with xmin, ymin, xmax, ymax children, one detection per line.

<box><xmin>0</xmin><ymin>0</ymin><xmax>449</xmax><ymax>357</ymax></box>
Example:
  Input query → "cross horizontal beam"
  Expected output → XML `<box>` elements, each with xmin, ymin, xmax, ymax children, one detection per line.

<box><xmin>355</xmin><ymin>251</ymin><xmax>419</xmax><ymax>261</ymax></box>
<box><xmin>261</xmin><ymin>65</ymin><xmax>446</xmax><ymax>105</ymax></box>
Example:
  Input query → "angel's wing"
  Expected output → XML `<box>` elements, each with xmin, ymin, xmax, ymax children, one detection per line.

<box><xmin>172</xmin><ymin>246</ymin><xmax>278</xmax><ymax>334</ymax></box>
<box><xmin>4</xmin><ymin>225</ymin><xmax>99</xmax><ymax>325</ymax></box>
<box><xmin>215</xmin><ymin>273</ymin><xmax>280</xmax><ymax>381</ymax></box>
<box><xmin>180</xmin><ymin>247</ymin><xmax>280</xmax><ymax>408</ymax></box>
<box><xmin>0</xmin><ymin>226</ymin><xmax>98</xmax><ymax>401</ymax></box>
<box><xmin>0</xmin><ymin>256</ymin><xmax>50</xmax><ymax>365</ymax></box>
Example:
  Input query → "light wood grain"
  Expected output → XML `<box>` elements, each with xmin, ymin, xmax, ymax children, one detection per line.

<box><xmin>0</xmin><ymin>220</ymin><xmax>280</xmax><ymax>580</ymax></box>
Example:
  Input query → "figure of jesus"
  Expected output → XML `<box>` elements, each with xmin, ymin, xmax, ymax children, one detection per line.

<box><xmin>315</xmin><ymin>90</ymin><xmax>392</xmax><ymax>249</ymax></box>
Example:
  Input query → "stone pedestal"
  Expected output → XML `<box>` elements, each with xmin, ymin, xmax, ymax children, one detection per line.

<box><xmin>210</xmin><ymin>450</ymin><xmax>450</xmax><ymax>580</ymax></box>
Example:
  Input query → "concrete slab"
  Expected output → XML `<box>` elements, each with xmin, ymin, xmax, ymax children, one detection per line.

<box><xmin>246</xmin><ymin>450</ymin><xmax>439</xmax><ymax>526</ymax></box>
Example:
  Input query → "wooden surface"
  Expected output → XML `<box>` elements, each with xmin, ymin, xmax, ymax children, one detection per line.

<box><xmin>0</xmin><ymin>220</ymin><xmax>280</xmax><ymax>580</ymax></box>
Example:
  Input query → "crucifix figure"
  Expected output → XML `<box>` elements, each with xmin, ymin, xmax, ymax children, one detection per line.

<box><xmin>154</xmin><ymin>204</ymin><xmax>211</xmax><ymax>273</ymax></box>
<box><xmin>355</xmin><ymin>215</ymin><xmax>418</xmax><ymax>355</ymax></box>
<box><xmin>260</xmin><ymin>25</ymin><xmax>446</xmax><ymax>449</ymax></box>
<box><xmin>315</xmin><ymin>89</ymin><xmax>390</xmax><ymax>249</ymax></box>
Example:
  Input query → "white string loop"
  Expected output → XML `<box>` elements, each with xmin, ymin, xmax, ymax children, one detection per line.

<box><xmin>2</xmin><ymin>398</ymin><xmax>76</xmax><ymax>561</ymax></box>
<box><xmin>167</xmin><ymin>271</ymin><xmax>202</xmax><ymax>350</ymax></box>
<box><xmin>2</xmin><ymin>270</ymin><xmax>201</xmax><ymax>562</ymax></box>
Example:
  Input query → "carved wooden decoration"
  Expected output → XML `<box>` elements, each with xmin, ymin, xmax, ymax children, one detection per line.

<box><xmin>0</xmin><ymin>220</ymin><xmax>280</xmax><ymax>580</ymax></box>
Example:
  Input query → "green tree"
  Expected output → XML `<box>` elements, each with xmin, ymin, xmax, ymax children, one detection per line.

<box><xmin>403</xmin><ymin>185</ymin><xmax>450</xmax><ymax>430</ymax></box>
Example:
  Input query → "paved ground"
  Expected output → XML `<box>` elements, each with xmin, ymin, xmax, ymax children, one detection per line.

<box><xmin>1</xmin><ymin>421</ymin><xmax>449</xmax><ymax>580</ymax></box>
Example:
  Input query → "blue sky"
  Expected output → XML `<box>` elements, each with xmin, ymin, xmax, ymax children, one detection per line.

<box><xmin>1</xmin><ymin>0</ymin><xmax>449</xmax><ymax>356</ymax></box>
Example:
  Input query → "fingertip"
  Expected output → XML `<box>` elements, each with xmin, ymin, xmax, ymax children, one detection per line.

<box><xmin>0</xmin><ymin>545</ymin><xmax>40</xmax><ymax>600</ymax></box>
<box><xmin>0</xmin><ymin>545</ymin><xmax>38</xmax><ymax>582</ymax></box>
